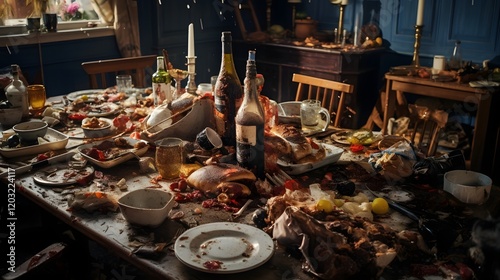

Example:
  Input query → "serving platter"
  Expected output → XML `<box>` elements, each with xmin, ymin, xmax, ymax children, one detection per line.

<box><xmin>174</xmin><ymin>222</ymin><xmax>275</xmax><ymax>273</ymax></box>
<box><xmin>77</xmin><ymin>137</ymin><xmax>149</xmax><ymax>168</ymax></box>
<box><xmin>278</xmin><ymin>143</ymin><xmax>344</xmax><ymax>175</ymax></box>
<box><xmin>0</xmin><ymin>128</ymin><xmax>69</xmax><ymax>158</ymax></box>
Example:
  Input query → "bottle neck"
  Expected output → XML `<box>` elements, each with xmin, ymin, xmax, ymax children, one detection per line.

<box><xmin>244</xmin><ymin>62</ymin><xmax>258</xmax><ymax>101</ymax></box>
<box><xmin>157</xmin><ymin>58</ymin><xmax>165</xmax><ymax>71</ymax></box>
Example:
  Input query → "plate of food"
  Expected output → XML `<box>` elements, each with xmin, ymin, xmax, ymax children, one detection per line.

<box><xmin>174</xmin><ymin>222</ymin><xmax>275</xmax><ymax>273</ymax></box>
<box><xmin>332</xmin><ymin>129</ymin><xmax>382</xmax><ymax>145</ymax></box>
<box><xmin>278</xmin><ymin>143</ymin><xmax>344</xmax><ymax>175</ymax></box>
<box><xmin>33</xmin><ymin>164</ymin><xmax>94</xmax><ymax>186</ymax></box>
<box><xmin>78</xmin><ymin>137</ymin><xmax>149</xmax><ymax>168</ymax></box>
<box><xmin>66</xmin><ymin>89</ymin><xmax>106</xmax><ymax>102</ymax></box>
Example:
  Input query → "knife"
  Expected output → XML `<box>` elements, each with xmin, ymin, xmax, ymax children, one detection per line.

<box><xmin>0</xmin><ymin>150</ymin><xmax>77</xmax><ymax>178</ymax></box>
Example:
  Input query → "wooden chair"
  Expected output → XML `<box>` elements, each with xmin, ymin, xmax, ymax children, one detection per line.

<box><xmin>81</xmin><ymin>55</ymin><xmax>157</xmax><ymax>89</ymax></box>
<box><xmin>292</xmin><ymin>73</ymin><xmax>354</xmax><ymax>127</ymax></box>
<box><xmin>407</xmin><ymin>105</ymin><xmax>448</xmax><ymax>157</ymax></box>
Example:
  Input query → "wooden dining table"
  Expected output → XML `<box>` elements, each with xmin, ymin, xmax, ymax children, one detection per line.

<box><xmin>1</xmin><ymin>93</ymin><xmax>498</xmax><ymax>280</ymax></box>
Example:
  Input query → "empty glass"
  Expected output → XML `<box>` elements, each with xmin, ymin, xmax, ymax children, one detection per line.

<box><xmin>116</xmin><ymin>75</ymin><xmax>132</xmax><ymax>93</ymax></box>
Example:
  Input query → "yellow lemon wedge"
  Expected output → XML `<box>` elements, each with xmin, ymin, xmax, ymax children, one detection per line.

<box><xmin>371</xmin><ymin>198</ymin><xmax>389</xmax><ymax>215</ymax></box>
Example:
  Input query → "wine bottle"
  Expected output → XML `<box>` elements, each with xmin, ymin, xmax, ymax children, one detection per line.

<box><xmin>214</xmin><ymin>31</ymin><xmax>243</xmax><ymax>147</ymax></box>
<box><xmin>5</xmin><ymin>64</ymin><xmax>29</xmax><ymax>119</ymax></box>
<box><xmin>448</xmin><ymin>40</ymin><xmax>462</xmax><ymax>71</ymax></box>
<box><xmin>152</xmin><ymin>56</ymin><xmax>172</xmax><ymax>106</ymax></box>
<box><xmin>235</xmin><ymin>50</ymin><xmax>265</xmax><ymax>179</ymax></box>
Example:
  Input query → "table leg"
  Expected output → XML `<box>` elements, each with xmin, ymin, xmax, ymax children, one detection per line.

<box><xmin>382</xmin><ymin>79</ymin><xmax>395</xmax><ymax>135</ymax></box>
<box><xmin>470</xmin><ymin>92</ymin><xmax>492</xmax><ymax>172</ymax></box>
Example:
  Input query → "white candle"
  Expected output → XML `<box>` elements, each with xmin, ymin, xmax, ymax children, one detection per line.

<box><xmin>188</xmin><ymin>23</ymin><xmax>195</xmax><ymax>57</ymax></box>
<box><xmin>416</xmin><ymin>0</ymin><xmax>425</xmax><ymax>26</ymax></box>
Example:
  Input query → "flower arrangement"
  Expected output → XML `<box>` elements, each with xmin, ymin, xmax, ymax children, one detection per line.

<box><xmin>58</xmin><ymin>1</ymin><xmax>86</xmax><ymax>21</ymax></box>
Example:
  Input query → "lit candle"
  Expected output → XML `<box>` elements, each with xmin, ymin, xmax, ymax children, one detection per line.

<box><xmin>416</xmin><ymin>0</ymin><xmax>425</xmax><ymax>26</ymax></box>
<box><xmin>188</xmin><ymin>23</ymin><xmax>195</xmax><ymax>57</ymax></box>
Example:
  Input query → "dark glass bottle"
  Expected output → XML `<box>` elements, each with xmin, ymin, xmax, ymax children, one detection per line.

<box><xmin>235</xmin><ymin>50</ymin><xmax>265</xmax><ymax>179</ymax></box>
<box><xmin>448</xmin><ymin>40</ymin><xmax>462</xmax><ymax>70</ymax></box>
<box><xmin>214</xmin><ymin>32</ymin><xmax>243</xmax><ymax>147</ymax></box>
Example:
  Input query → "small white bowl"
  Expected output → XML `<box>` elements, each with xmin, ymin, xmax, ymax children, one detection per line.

<box><xmin>443</xmin><ymin>170</ymin><xmax>492</xmax><ymax>205</ymax></box>
<box><xmin>81</xmin><ymin>117</ymin><xmax>112</xmax><ymax>139</ymax></box>
<box><xmin>118</xmin><ymin>189</ymin><xmax>175</xmax><ymax>227</ymax></box>
<box><xmin>0</xmin><ymin>107</ymin><xmax>23</xmax><ymax>127</ymax></box>
<box><xmin>13</xmin><ymin>120</ymin><xmax>48</xmax><ymax>141</ymax></box>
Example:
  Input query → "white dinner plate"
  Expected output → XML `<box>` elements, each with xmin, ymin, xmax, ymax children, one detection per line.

<box><xmin>78</xmin><ymin>137</ymin><xmax>149</xmax><ymax>168</ymax></box>
<box><xmin>84</xmin><ymin>102</ymin><xmax>121</xmax><ymax>117</ymax></box>
<box><xmin>174</xmin><ymin>222</ymin><xmax>275</xmax><ymax>274</ymax></box>
<box><xmin>66</xmin><ymin>89</ymin><xmax>106</xmax><ymax>102</ymax></box>
<box><xmin>278</xmin><ymin>143</ymin><xmax>344</xmax><ymax>175</ymax></box>
<box><xmin>33</xmin><ymin>165</ymin><xmax>94</xmax><ymax>186</ymax></box>
<box><xmin>331</xmin><ymin>130</ymin><xmax>382</xmax><ymax>145</ymax></box>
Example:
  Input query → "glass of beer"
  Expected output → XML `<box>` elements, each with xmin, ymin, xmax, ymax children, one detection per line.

<box><xmin>27</xmin><ymin>84</ymin><xmax>46</xmax><ymax>110</ymax></box>
<box><xmin>155</xmin><ymin>137</ymin><xmax>183</xmax><ymax>180</ymax></box>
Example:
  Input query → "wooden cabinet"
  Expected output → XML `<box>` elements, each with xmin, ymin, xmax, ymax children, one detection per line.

<box><xmin>233</xmin><ymin>41</ymin><xmax>384</xmax><ymax>128</ymax></box>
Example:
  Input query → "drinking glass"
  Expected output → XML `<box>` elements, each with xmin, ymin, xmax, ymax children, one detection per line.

<box><xmin>116</xmin><ymin>75</ymin><xmax>133</xmax><ymax>93</ymax></box>
<box><xmin>27</xmin><ymin>84</ymin><xmax>46</xmax><ymax>110</ymax></box>
<box><xmin>300</xmin><ymin>99</ymin><xmax>331</xmax><ymax>132</ymax></box>
<box><xmin>168</xmin><ymin>69</ymin><xmax>188</xmax><ymax>99</ymax></box>
<box><xmin>155</xmin><ymin>137</ymin><xmax>183</xmax><ymax>180</ymax></box>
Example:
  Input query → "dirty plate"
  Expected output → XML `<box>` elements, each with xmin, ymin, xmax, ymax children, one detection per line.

<box><xmin>33</xmin><ymin>165</ymin><xmax>94</xmax><ymax>186</ymax></box>
<box><xmin>78</xmin><ymin>138</ymin><xmax>149</xmax><ymax>168</ymax></box>
<box><xmin>174</xmin><ymin>222</ymin><xmax>275</xmax><ymax>273</ymax></box>
<box><xmin>0</xmin><ymin>128</ymin><xmax>69</xmax><ymax>158</ymax></box>
<box><xmin>278</xmin><ymin>143</ymin><xmax>344</xmax><ymax>175</ymax></box>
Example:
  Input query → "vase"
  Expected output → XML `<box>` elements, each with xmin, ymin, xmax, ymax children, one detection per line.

<box><xmin>43</xmin><ymin>13</ymin><xmax>57</xmax><ymax>32</ymax></box>
<box><xmin>295</xmin><ymin>19</ymin><xmax>317</xmax><ymax>40</ymax></box>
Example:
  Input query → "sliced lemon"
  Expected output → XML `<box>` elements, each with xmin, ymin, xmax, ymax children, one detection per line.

<box><xmin>317</xmin><ymin>198</ymin><xmax>334</xmax><ymax>213</ymax></box>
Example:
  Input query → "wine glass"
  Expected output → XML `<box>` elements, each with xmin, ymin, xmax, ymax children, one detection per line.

<box><xmin>168</xmin><ymin>69</ymin><xmax>189</xmax><ymax>100</ymax></box>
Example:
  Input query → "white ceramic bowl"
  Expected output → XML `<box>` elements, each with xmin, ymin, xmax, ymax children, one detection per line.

<box><xmin>81</xmin><ymin>117</ymin><xmax>112</xmax><ymax>139</ymax></box>
<box><xmin>12</xmin><ymin>120</ymin><xmax>48</xmax><ymax>141</ymax></box>
<box><xmin>118</xmin><ymin>189</ymin><xmax>175</xmax><ymax>227</ymax></box>
<box><xmin>443</xmin><ymin>170</ymin><xmax>492</xmax><ymax>205</ymax></box>
<box><xmin>0</xmin><ymin>107</ymin><xmax>23</xmax><ymax>127</ymax></box>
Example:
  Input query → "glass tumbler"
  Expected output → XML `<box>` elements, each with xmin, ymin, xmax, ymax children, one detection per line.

<box><xmin>155</xmin><ymin>137</ymin><xmax>183</xmax><ymax>180</ymax></box>
<box><xmin>27</xmin><ymin>84</ymin><xmax>46</xmax><ymax>110</ymax></box>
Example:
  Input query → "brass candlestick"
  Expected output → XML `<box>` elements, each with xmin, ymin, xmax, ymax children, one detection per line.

<box><xmin>185</xmin><ymin>56</ymin><xmax>197</xmax><ymax>95</ymax></box>
<box><xmin>337</xmin><ymin>4</ymin><xmax>346</xmax><ymax>44</ymax></box>
<box><xmin>411</xmin><ymin>25</ymin><xmax>423</xmax><ymax>67</ymax></box>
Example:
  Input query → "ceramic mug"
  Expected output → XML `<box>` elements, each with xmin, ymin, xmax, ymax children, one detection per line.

<box><xmin>196</xmin><ymin>127</ymin><xmax>222</xmax><ymax>150</ymax></box>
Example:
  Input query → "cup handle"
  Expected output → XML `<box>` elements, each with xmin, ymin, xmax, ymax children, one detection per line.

<box><xmin>319</xmin><ymin>108</ymin><xmax>331</xmax><ymax>130</ymax></box>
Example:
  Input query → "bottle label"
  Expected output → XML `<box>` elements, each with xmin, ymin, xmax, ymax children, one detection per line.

<box><xmin>236</xmin><ymin>124</ymin><xmax>257</xmax><ymax>145</ymax></box>
<box><xmin>152</xmin><ymin>83</ymin><xmax>172</xmax><ymax>105</ymax></box>
<box><xmin>236</xmin><ymin>123</ymin><xmax>264</xmax><ymax>178</ymax></box>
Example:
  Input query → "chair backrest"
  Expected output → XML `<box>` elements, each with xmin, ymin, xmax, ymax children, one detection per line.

<box><xmin>408</xmin><ymin>105</ymin><xmax>448</xmax><ymax>157</ymax></box>
<box><xmin>81</xmin><ymin>55</ymin><xmax>157</xmax><ymax>89</ymax></box>
<box><xmin>292</xmin><ymin>73</ymin><xmax>354</xmax><ymax>127</ymax></box>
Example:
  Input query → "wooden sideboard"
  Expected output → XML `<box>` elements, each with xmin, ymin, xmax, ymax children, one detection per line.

<box><xmin>232</xmin><ymin>41</ymin><xmax>384</xmax><ymax>128</ymax></box>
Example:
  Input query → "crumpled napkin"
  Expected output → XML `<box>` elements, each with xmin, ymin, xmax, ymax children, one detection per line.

<box><xmin>369</xmin><ymin>140</ymin><xmax>417</xmax><ymax>182</ymax></box>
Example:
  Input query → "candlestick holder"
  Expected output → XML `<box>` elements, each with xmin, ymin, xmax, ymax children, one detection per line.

<box><xmin>411</xmin><ymin>25</ymin><xmax>423</xmax><ymax>68</ymax></box>
<box><xmin>185</xmin><ymin>56</ymin><xmax>197</xmax><ymax>95</ymax></box>
<box><xmin>337</xmin><ymin>4</ymin><xmax>346</xmax><ymax>44</ymax></box>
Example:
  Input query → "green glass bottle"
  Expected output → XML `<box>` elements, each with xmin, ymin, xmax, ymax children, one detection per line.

<box><xmin>152</xmin><ymin>56</ymin><xmax>172</xmax><ymax>105</ymax></box>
